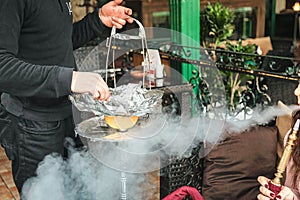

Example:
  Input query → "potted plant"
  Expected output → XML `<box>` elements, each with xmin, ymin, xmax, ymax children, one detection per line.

<box><xmin>221</xmin><ymin>40</ymin><xmax>257</xmax><ymax>112</ymax></box>
<box><xmin>200</xmin><ymin>2</ymin><xmax>262</xmax><ymax>116</ymax></box>
<box><xmin>201</xmin><ymin>1</ymin><xmax>235</xmax><ymax>50</ymax></box>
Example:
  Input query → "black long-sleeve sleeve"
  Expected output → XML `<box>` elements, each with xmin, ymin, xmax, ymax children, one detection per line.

<box><xmin>0</xmin><ymin>0</ymin><xmax>110</xmax><ymax>120</ymax></box>
<box><xmin>72</xmin><ymin>10</ymin><xmax>110</xmax><ymax>50</ymax></box>
<box><xmin>0</xmin><ymin>0</ymin><xmax>73</xmax><ymax>98</ymax></box>
<box><xmin>0</xmin><ymin>0</ymin><xmax>110</xmax><ymax>98</ymax></box>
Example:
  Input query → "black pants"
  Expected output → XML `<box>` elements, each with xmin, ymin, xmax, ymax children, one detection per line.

<box><xmin>0</xmin><ymin>104</ymin><xmax>80</xmax><ymax>194</ymax></box>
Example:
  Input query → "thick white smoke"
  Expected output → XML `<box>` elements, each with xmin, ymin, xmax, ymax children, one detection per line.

<box><xmin>21</xmin><ymin>148</ymin><xmax>151</xmax><ymax>200</ymax></box>
<box><xmin>224</xmin><ymin>105</ymin><xmax>298</xmax><ymax>133</ymax></box>
<box><xmin>21</xmin><ymin>104</ymin><xmax>297</xmax><ymax>200</ymax></box>
<box><xmin>20</xmin><ymin>26</ymin><xmax>299</xmax><ymax>199</ymax></box>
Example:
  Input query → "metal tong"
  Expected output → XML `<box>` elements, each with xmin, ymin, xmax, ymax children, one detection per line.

<box><xmin>105</xmin><ymin>18</ymin><xmax>150</xmax><ymax>89</ymax></box>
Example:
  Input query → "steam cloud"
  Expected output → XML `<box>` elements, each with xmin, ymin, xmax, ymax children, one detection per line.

<box><xmin>21</xmin><ymin>26</ymin><xmax>299</xmax><ymax>200</ymax></box>
<box><xmin>21</xmin><ymin>104</ymin><xmax>297</xmax><ymax>200</ymax></box>
<box><xmin>22</xmin><ymin>148</ymin><xmax>151</xmax><ymax>200</ymax></box>
<box><xmin>225</xmin><ymin>104</ymin><xmax>298</xmax><ymax>133</ymax></box>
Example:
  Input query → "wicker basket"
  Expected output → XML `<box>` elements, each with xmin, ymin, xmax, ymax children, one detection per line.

<box><xmin>266</xmin><ymin>77</ymin><xmax>297</xmax><ymax>105</ymax></box>
<box><xmin>160</xmin><ymin>144</ymin><xmax>204</xmax><ymax>200</ymax></box>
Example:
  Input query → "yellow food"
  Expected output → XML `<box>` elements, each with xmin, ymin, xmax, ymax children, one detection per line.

<box><xmin>104</xmin><ymin>116</ymin><xmax>138</xmax><ymax>131</ymax></box>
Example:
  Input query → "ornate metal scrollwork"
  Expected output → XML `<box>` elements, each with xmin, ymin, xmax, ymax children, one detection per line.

<box><xmin>154</xmin><ymin>43</ymin><xmax>298</xmax><ymax>118</ymax></box>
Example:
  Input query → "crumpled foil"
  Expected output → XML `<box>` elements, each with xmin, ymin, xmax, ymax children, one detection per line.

<box><xmin>69</xmin><ymin>83</ymin><xmax>163</xmax><ymax>117</ymax></box>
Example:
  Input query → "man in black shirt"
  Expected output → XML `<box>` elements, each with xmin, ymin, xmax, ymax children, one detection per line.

<box><xmin>0</xmin><ymin>0</ymin><xmax>132</xmax><ymax>194</ymax></box>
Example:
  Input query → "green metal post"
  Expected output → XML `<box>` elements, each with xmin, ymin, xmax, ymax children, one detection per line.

<box><xmin>181</xmin><ymin>0</ymin><xmax>200</xmax><ymax>82</ymax></box>
<box><xmin>265</xmin><ymin>0</ymin><xmax>276</xmax><ymax>37</ymax></box>
<box><xmin>169</xmin><ymin>0</ymin><xmax>201</xmax><ymax>114</ymax></box>
<box><xmin>169</xmin><ymin>0</ymin><xmax>200</xmax><ymax>82</ymax></box>
<box><xmin>270</xmin><ymin>0</ymin><xmax>276</xmax><ymax>37</ymax></box>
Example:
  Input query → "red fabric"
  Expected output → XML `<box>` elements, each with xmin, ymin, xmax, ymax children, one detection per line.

<box><xmin>162</xmin><ymin>186</ymin><xmax>204</xmax><ymax>200</ymax></box>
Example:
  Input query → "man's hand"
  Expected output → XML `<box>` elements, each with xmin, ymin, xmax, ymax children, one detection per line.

<box><xmin>71</xmin><ymin>71</ymin><xmax>110</xmax><ymax>101</ymax></box>
<box><xmin>99</xmin><ymin>0</ymin><xmax>133</xmax><ymax>29</ymax></box>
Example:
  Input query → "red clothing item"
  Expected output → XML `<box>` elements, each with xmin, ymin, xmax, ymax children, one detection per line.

<box><xmin>162</xmin><ymin>186</ymin><xmax>204</xmax><ymax>200</ymax></box>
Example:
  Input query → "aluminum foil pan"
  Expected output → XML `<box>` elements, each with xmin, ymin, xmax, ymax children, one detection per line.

<box><xmin>69</xmin><ymin>83</ymin><xmax>163</xmax><ymax>117</ymax></box>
